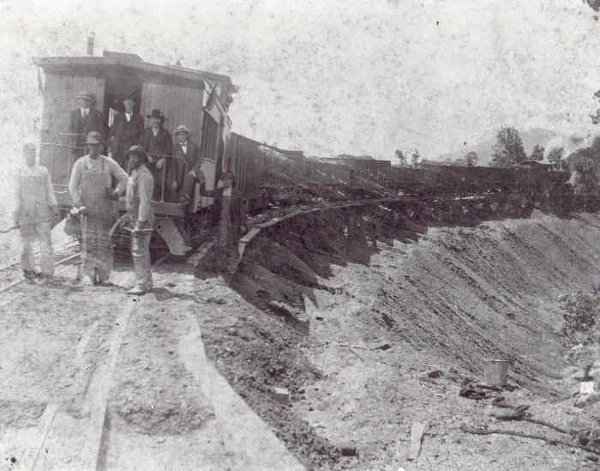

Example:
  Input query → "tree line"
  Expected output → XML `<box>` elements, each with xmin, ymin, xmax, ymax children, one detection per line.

<box><xmin>393</xmin><ymin>126</ymin><xmax>545</xmax><ymax>168</ymax></box>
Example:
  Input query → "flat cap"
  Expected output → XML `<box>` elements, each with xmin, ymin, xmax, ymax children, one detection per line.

<box><xmin>76</xmin><ymin>91</ymin><xmax>94</xmax><ymax>101</ymax></box>
<box><xmin>175</xmin><ymin>124</ymin><xmax>191</xmax><ymax>135</ymax></box>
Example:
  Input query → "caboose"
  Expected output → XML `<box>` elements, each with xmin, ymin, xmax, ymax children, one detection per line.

<box><xmin>34</xmin><ymin>50</ymin><xmax>236</xmax><ymax>253</ymax></box>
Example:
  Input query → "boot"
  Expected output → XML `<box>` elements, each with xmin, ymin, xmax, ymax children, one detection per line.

<box><xmin>127</xmin><ymin>285</ymin><xmax>150</xmax><ymax>296</ymax></box>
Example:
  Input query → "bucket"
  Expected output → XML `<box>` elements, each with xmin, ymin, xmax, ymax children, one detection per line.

<box><xmin>484</xmin><ymin>359</ymin><xmax>510</xmax><ymax>386</ymax></box>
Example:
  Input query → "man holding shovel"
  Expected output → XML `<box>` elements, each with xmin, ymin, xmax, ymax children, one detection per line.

<box><xmin>68</xmin><ymin>131</ymin><xmax>128</xmax><ymax>285</ymax></box>
<box><xmin>13</xmin><ymin>143</ymin><xmax>58</xmax><ymax>281</ymax></box>
<box><xmin>124</xmin><ymin>145</ymin><xmax>154</xmax><ymax>295</ymax></box>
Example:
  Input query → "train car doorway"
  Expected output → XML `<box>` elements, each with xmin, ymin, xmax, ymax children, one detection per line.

<box><xmin>104</xmin><ymin>76</ymin><xmax>143</xmax><ymax>125</ymax></box>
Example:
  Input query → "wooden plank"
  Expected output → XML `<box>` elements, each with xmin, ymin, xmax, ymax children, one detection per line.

<box><xmin>79</xmin><ymin>303</ymin><xmax>134</xmax><ymax>471</ymax></box>
<box><xmin>407</xmin><ymin>421</ymin><xmax>428</xmax><ymax>461</ymax></box>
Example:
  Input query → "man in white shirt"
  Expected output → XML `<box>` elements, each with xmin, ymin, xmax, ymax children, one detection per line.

<box><xmin>13</xmin><ymin>143</ymin><xmax>58</xmax><ymax>281</ymax></box>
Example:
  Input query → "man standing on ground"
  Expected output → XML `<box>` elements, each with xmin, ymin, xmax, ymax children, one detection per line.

<box><xmin>13</xmin><ymin>143</ymin><xmax>58</xmax><ymax>282</ymax></box>
<box><xmin>140</xmin><ymin>109</ymin><xmax>173</xmax><ymax>200</ymax></box>
<box><xmin>109</xmin><ymin>97</ymin><xmax>144</xmax><ymax>169</ymax></box>
<box><xmin>68</xmin><ymin>131</ymin><xmax>128</xmax><ymax>285</ymax></box>
<box><xmin>69</xmin><ymin>91</ymin><xmax>105</xmax><ymax>159</ymax></box>
<box><xmin>176</xmin><ymin>124</ymin><xmax>205</xmax><ymax>210</ymax></box>
<box><xmin>125</xmin><ymin>145</ymin><xmax>155</xmax><ymax>295</ymax></box>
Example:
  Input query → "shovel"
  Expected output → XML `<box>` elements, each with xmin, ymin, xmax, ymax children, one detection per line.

<box><xmin>0</xmin><ymin>225</ymin><xmax>17</xmax><ymax>234</ymax></box>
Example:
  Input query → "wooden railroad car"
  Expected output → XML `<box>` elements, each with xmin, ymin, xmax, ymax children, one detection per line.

<box><xmin>34</xmin><ymin>50</ymin><xmax>235</xmax><ymax>215</ymax></box>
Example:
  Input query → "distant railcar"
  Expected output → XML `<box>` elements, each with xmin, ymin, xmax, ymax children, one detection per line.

<box><xmin>387</xmin><ymin>163</ymin><xmax>570</xmax><ymax>202</ymax></box>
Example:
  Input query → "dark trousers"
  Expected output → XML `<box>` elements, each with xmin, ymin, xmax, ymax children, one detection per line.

<box><xmin>182</xmin><ymin>172</ymin><xmax>201</xmax><ymax>201</ymax></box>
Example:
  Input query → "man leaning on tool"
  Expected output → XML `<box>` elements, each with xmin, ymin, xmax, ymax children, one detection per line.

<box><xmin>68</xmin><ymin>131</ymin><xmax>128</xmax><ymax>286</ymax></box>
<box><xmin>125</xmin><ymin>145</ymin><xmax>154</xmax><ymax>295</ymax></box>
<box><xmin>13</xmin><ymin>143</ymin><xmax>58</xmax><ymax>282</ymax></box>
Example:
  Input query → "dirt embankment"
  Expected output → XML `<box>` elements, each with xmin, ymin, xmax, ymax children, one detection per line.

<box><xmin>199</xmin><ymin>211</ymin><xmax>600</xmax><ymax>470</ymax></box>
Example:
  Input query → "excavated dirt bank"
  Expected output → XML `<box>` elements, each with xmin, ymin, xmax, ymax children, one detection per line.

<box><xmin>197</xmin><ymin>211</ymin><xmax>600</xmax><ymax>470</ymax></box>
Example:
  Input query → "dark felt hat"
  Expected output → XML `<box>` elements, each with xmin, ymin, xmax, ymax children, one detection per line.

<box><xmin>147</xmin><ymin>109</ymin><xmax>165</xmax><ymax>119</ymax></box>
<box><xmin>126</xmin><ymin>145</ymin><xmax>148</xmax><ymax>161</ymax></box>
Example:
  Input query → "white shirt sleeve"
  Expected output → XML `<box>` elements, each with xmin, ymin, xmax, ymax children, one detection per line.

<box><xmin>45</xmin><ymin>167</ymin><xmax>58</xmax><ymax>207</ymax></box>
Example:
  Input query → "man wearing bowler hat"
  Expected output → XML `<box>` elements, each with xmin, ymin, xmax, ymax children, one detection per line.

<box><xmin>109</xmin><ymin>97</ymin><xmax>144</xmax><ymax>169</ymax></box>
<box><xmin>175</xmin><ymin>124</ymin><xmax>205</xmax><ymax>210</ymax></box>
<box><xmin>125</xmin><ymin>145</ymin><xmax>154</xmax><ymax>295</ymax></box>
<box><xmin>69</xmin><ymin>131</ymin><xmax>129</xmax><ymax>286</ymax></box>
<box><xmin>69</xmin><ymin>91</ymin><xmax>105</xmax><ymax>159</ymax></box>
<box><xmin>140</xmin><ymin>109</ymin><xmax>173</xmax><ymax>200</ymax></box>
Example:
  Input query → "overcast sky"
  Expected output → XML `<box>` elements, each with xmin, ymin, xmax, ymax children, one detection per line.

<box><xmin>1</xmin><ymin>0</ymin><xmax>600</xmax><ymax>160</ymax></box>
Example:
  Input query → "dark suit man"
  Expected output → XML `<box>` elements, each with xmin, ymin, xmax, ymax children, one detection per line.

<box><xmin>70</xmin><ymin>91</ymin><xmax>105</xmax><ymax>158</ymax></box>
<box><xmin>175</xmin><ymin>125</ymin><xmax>205</xmax><ymax>210</ymax></box>
<box><xmin>109</xmin><ymin>97</ymin><xmax>144</xmax><ymax>169</ymax></box>
<box><xmin>140</xmin><ymin>109</ymin><xmax>173</xmax><ymax>201</ymax></box>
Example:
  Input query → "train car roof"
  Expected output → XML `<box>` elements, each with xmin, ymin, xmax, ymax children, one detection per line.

<box><xmin>33</xmin><ymin>50</ymin><xmax>234</xmax><ymax>90</ymax></box>
<box><xmin>519</xmin><ymin>159</ymin><xmax>554</xmax><ymax>167</ymax></box>
<box><xmin>231</xmin><ymin>132</ymin><xmax>303</xmax><ymax>158</ymax></box>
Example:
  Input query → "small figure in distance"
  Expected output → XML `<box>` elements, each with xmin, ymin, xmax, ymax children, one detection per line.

<box><xmin>125</xmin><ymin>145</ymin><xmax>155</xmax><ymax>295</ymax></box>
<box><xmin>13</xmin><ymin>143</ymin><xmax>58</xmax><ymax>282</ymax></box>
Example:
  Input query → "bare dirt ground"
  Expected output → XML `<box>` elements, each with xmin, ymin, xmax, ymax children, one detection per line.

<box><xmin>0</xmin><ymin>211</ymin><xmax>600</xmax><ymax>470</ymax></box>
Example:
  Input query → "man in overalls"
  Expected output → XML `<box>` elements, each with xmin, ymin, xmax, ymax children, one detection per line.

<box><xmin>125</xmin><ymin>145</ymin><xmax>155</xmax><ymax>295</ymax></box>
<box><xmin>13</xmin><ymin>143</ymin><xmax>58</xmax><ymax>281</ymax></box>
<box><xmin>68</xmin><ymin>131</ymin><xmax>128</xmax><ymax>285</ymax></box>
